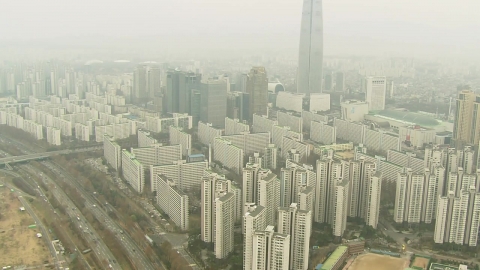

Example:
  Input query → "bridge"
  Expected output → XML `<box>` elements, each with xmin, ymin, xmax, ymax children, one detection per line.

<box><xmin>0</xmin><ymin>147</ymin><xmax>103</xmax><ymax>165</ymax></box>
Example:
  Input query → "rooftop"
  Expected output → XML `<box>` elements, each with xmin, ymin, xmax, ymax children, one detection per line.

<box><xmin>320</xmin><ymin>245</ymin><xmax>348</xmax><ymax>270</ymax></box>
<box><xmin>372</xmin><ymin>110</ymin><xmax>440</xmax><ymax>127</ymax></box>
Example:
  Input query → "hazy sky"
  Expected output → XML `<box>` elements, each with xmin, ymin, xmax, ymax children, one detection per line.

<box><xmin>1</xmin><ymin>0</ymin><xmax>479</xmax><ymax>57</ymax></box>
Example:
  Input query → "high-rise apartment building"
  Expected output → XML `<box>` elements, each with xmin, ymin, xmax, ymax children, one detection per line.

<box><xmin>297</xmin><ymin>0</ymin><xmax>323</xmax><ymax>94</ymax></box>
<box><xmin>435</xmin><ymin>187</ymin><xmax>480</xmax><ymax>247</ymax></box>
<box><xmin>201</xmin><ymin>172</ymin><xmax>237</xmax><ymax>258</ymax></box>
<box><xmin>243</xmin><ymin>163</ymin><xmax>280</xmax><ymax>227</ymax></box>
<box><xmin>246</xmin><ymin>67</ymin><xmax>268</xmax><ymax>121</ymax></box>
<box><xmin>277</xmin><ymin>203</ymin><xmax>311</xmax><ymax>270</ymax></box>
<box><xmin>280</xmin><ymin>161</ymin><xmax>316</xmax><ymax>208</ymax></box>
<box><xmin>251</xmin><ymin>226</ymin><xmax>290</xmax><ymax>270</ymax></box>
<box><xmin>215</xmin><ymin>192</ymin><xmax>235</xmax><ymax>259</ymax></box>
<box><xmin>365</xmin><ymin>76</ymin><xmax>386</xmax><ymax>111</ymax></box>
<box><xmin>394</xmin><ymin>168</ymin><xmax>447</xmax><ymax>225</ymax></box>
<box><xmin>452</xmin><ymin>89</ymin><xmax>480</xmax><ymax>148</ymax></box>
<box><xmin>243</xmin><ymin>205</ymin><xmax>266</xmax><ymax>270</ymax></box>
<box><xmin>169</xmin><ymin>126</ymin><xmax>192</xmax><ymax>157</ymax></box>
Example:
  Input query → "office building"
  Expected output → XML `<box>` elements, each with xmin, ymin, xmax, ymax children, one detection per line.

<box><xmin>156</xmin><ymin>175</ymin><xmax>189</xmax><ymax>231</ymax></box>
<box><xmin>169</xmin><ymin>126</ymin><xmax>192</xmax><ymax>157</ymax></box>
<box><xmin>251</xmin><ymin>226</ymin><xmax>290</xmax><ymax>270</ymax></box>
<box><xmin>121</xmin><ymin>150</ymin><xmax>144</xmax><ymax>193</ymax></box>
<box><xmin>103</xmin><ymin>135</ymin><xmax>122</xmax><ymax>170</ymax></box>
<box><xmin>341</xmin><ymin>100</ymin><xmax>369</xmax><ymax>122</ymax></box>
<box><xmin>243</xmin><ymin>205</ymin><xmax>266</xmax><ymax>270</ymax></box>
<box><xmin>324</xmin><ymin>73</ymin><xmax>332</xmax><ymax>91</ymax></box>
<box><xmin>166</xmin><ymin>70</ymin><xmax>201</xmax><ymax>114</ymax></box>
<box><xmin>276</xmin><ymin>92</ymin><xmax>305</xmax><ymax>113</ymax></box>
<box><xmin>133</xmin><ymin>65</ymin><xmax>148</xmax><ymax>101</ymax></box>
<box><xmin>365</xmin><ymin>76</ymin><xmax>386</xmax><ymax>111</ymax></box>
<box><xmin>200</xmin><ymin>78</ymin><xmax>228</xmax><ymax>128</ymax></box>
<box><xmin>246</xmin><ymin>67</ymin><xmax>268</xmax><ymax>121</ymax></box>
<box><xmin>335</xmin><ymin>72</ymin><xmax>345</xmax><ymax>92</ymax></box>
<box><xmin>277</xmin><ymin>203</ymin><xmax>312</xmax><ymax>270</ymax></box>
<box><xmin>297</xmin><ymin>0</ymin><xmax>323</xmax><ymax>94</ymax></box>
<box><xmin>227</xmin><ymin>91</ymin><xmax>250</xmax><ymax>122</ymax></box>
<box><xmin>309</xmin><ymin>93</ymin><xmax>331</xmax><ymax>112</ymax></box>
<box><xmin>452</xmin><ymin>89</ymin><xmax>480</xmax><ymax>147</ymax></box>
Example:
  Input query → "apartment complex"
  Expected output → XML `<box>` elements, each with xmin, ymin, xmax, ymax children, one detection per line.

<box><xmin>121</xmin><ymin>149</ymin><xmax>144</xmax><ymax>193</ymax></box>
<box><xmin>156</xmin><ymin>175</ymin><xmax>189</xmax><ymax>231</ymax></box>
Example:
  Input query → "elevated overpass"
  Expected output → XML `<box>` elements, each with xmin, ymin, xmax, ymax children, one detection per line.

<box><xmin>0</xmin><ymin>147</ymin><xmax>103</xmax><ymax>165</ymax></box>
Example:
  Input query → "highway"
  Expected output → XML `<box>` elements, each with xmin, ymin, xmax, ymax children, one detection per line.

<box><xmin>0</xmin><ymin>146</ymin><xmax>103</xmax><ymax>165</ymax></box>
<box><xmin>0</xmin><ymin>134</ymin><xmax>166</xmax><ymax>269</ymax></box>
<box><xmin>41</xmin><ymin>161</ymin><xmax>158</xmax><ymax>270</ymax></box>
<box><xmin>0</xmin><ymin>169</ymin><xmax>67</xmax><ymax>270</ymax></box>
<box><xmin>21</xmin><ymin>165</ymin><xmax>120</xmax><ymax>270</ymax></box>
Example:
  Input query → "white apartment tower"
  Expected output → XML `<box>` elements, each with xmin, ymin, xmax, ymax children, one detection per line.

<box><xmin>215</xmin><ymin>192</ymin><xmax>235</xmax><ymax>259</ymax></box>
<box><xmin>242</xmin><ymin>163</ymin><xmax>280</xmax><ymax>227</ymax></box>
<box><xmin>243</xmin><ymin>205</ymin><xmax>266</xmax><ymax>270</ymax></box>
<box><xmin>435</xmin><ymin>187</ymin><xmax>480</xmax><ymax>247</ymax></box>
<box><xmin>251</xmin><ymin>226</ymin><xmax>290</xmax><ymax>270</ymax></box>
<box><xmin>277</xmin><ymin>203</ymin><xmax>311</xmax><ymax>270</ymax></box>
<box><xmin>281</xmin><ymin>161</ymin><xmax>316</xmax><ymax>208</ymax></box>
<box><xmin>201</xmin><ymin>171</ymin><xmax>237</xmax><ymax>258</ymax></box>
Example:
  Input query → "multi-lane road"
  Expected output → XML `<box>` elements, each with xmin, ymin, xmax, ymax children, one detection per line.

<box><xmin>21</xmin><ymin>165</ymin><xmax>120</xmax><ymax>270</ymax></box>
<box><xmin>41</xmin><ymin>161</ymin><xmax>158</xmax><ymax>270</ymax></box>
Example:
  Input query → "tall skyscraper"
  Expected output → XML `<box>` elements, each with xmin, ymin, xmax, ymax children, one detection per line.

<box><xmin>200</xmin><ymin>78</ymin><xmax>228</xmax><ymax>127</ymax></box>
<box><xmin>166</xmin><ymin>70</ymin><xmax>201</xmax><ymax>114</ymax></box>
<box><xmin>133</xmin><ymin>65</ymin><xmax>148</xmax><ymax>101</ymax></box>
<box><xmin>148</xmin><ymin>66</ymin><xmax>162</xmax><ymax>98</ymax></box>
<box><xmin>365</xmin><ymin>76</ymin><xmax>386</xmax><ymax>111</ymax></box>
<box><xmin>335</xmin><ymin>72</ymin><xmax>345</xmax><ymax>92</ymax></box>
<box><xmin>324</xmin><ymin>73</ymin><xmax>332</xmax><ymax>91</ymax></box>
<box><xmin>452</xmin><ymin>89</ymin><xmax>480</xmax><ymax>148</ymax></box>
<box><xmin>297</xmin><ymin>0</ymin><xmax>323</xmax><ymax>94</ymax></box>
<box><xmin>246</xmin><ymin>67</ymin><xmax>268</xmax><ymax>121</ymax></box>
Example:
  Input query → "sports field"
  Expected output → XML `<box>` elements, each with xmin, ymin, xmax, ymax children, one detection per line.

<box><xmin>348</xmin><ymin>253</ymin><xmax>408</xmax><ymax>270</ymax></box>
